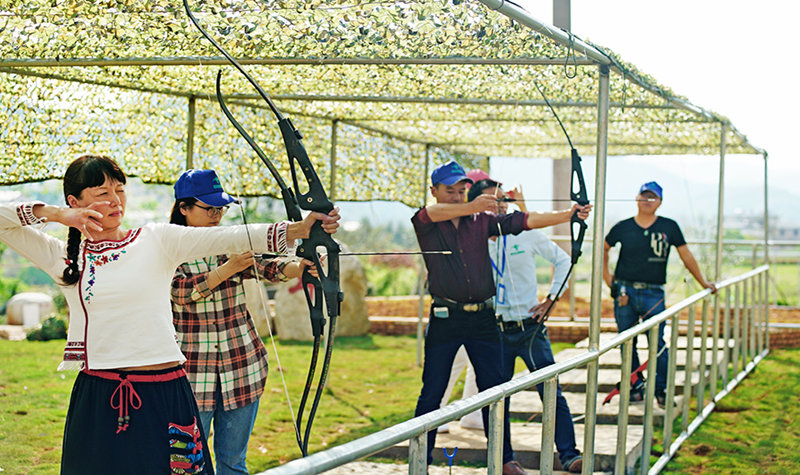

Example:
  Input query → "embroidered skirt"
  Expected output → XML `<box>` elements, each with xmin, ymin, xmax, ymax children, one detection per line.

<box><xmin>61</xmin><ymin>366</ymin><xmax>214</xmax><ymax>475</ymax></box>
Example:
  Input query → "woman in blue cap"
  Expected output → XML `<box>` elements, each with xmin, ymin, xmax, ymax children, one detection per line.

<box><xmin>169</xmin><ymin>169</ymin><xmax>316</xmax><ymax>475</ymax></box>
<box><xmin>0</xmin><ymin>155</ymin><xmax>339</xmax><ymax>474</ymax></box>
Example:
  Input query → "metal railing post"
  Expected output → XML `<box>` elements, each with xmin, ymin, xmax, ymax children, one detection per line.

<box><xmin>614</xmin><ymin>339</ymin><xmax>633</xmax><ymax>475</ymax></box>
<box><xmin>709</xmin><ymin>293</ymin><xmax>720</xmax><ymax>400</ymax></box>
<box><xmin>640</xmin><ymin>325</ymin><xmax>659</xmax><ymax>475</ymax></box>
<box><xmin>541</xmin><ymin>378</ymin><xmax>557</xmax><ymax>474</ymax></box>
<box><xmin>408</xmin><ymin>433</ymin><xmax>427</xmax><ymax>475</ymax></box>
<box><xmin>663</xmin><ymin>314</ymin><xmax>680</xmax><ymax>452</ymax></box>
<box><xmin>721</xmin><ymin>287</ymin><xmax>731</xmax><ymax>388</ymax></box>
<box><xmin>732</xmin><ymin>283</ymin><xmax>741</xmax><ymax>376</ymax></box>
<box><xmin>487</xmin><ymin>400</ymin><xmax>504</xmax><ymax>474</ymax></box>
<box><xmin>696</xmin><ymin>299</ymin><xmax>709</xmax><ymax>413</ymax></box>
<box><xmin>681</xmin><ymin>303</ymin><xmax>697</xmax><ymax>433</ymax></box>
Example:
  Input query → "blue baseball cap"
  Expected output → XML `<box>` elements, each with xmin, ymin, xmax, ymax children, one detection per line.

<box><xmin>174</xmin><ymin>169</ymin><xmax>237</xmax><ymax>207</ymax></box>
<box><xmin>639</xmin><ymin>181</ymin><xmax>663</xmax><ymax>199</ymax></box>
<box><xmin>431</xmin><ymin>161</ymin><xmax>473</xmax><ymax>186</ymax></box>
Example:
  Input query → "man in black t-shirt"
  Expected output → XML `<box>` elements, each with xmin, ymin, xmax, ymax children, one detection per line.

<box><xmin>603</xmin><ymin>181</ymin><xmax>716</xmax><ymax>407</ymax></box>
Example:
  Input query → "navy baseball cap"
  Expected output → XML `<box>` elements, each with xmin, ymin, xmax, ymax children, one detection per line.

<box><xmin>639</xmin><ymin>181</ymin><xmax>663</xmax><ymax>199</ymax></box>
<box><xmin>431</xmin><ymin>161</ymin><xmax>473</xmax><ymax>186</ymax></box>
<box><xmin>174</xmin><ymin>169</ymin><xmax>237</xmax><ymax>207</ymax></box>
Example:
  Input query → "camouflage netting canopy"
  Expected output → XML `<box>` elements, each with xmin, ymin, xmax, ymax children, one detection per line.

<box><xmin>0</xmin><ymin>0</ymin><xmax>763</xmax><ymax>206</ymax></box>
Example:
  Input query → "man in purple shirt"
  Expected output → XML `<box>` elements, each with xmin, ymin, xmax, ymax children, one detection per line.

<box><xmin>412</xmin><ymin>161</ymin><xmax>591</xmax><ymax>475</ymax></box>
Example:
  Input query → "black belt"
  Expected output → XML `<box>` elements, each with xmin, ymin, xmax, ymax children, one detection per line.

<box><xmin>615</xmin><ymin>280</ymin><xmax>664</xmax><ymax>291</ymax></box>
<box><xmin>497</xmin><ymin>317</ymin><xmax>537</xmax><ymax>333</ymax></box>
<box><xmin>432</xmin><ymin>296</ymin><xmax>493</xmax><ymax>313</ymax></box>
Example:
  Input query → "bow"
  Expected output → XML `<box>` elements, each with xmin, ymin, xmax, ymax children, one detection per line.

<box><xmin>183</xmin><ymin>0</ymin><xmax>342</xmax><ymax>456</ymax></box>
<box><xmin>527</xmin><ymin>147</ymin><xmax>588</xmax><ymax>333</ymax></box>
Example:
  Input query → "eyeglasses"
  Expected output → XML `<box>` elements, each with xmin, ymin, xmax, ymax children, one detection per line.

<box><xmin>193</xmin><ymin>203</ymin><xmax>230</xmax><ymax>217</ymax></box>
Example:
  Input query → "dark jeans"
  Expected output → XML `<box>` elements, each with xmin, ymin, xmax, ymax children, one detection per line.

<box><xmin>613</xmin><ymin>285</ymin><xmax>668</xmax><ymax>395</ymax></box>
<box><xmin>414</xmin><ymin>307</ymin><xmax>514</xmax><ymax>464</ymax></box>
<box><xmin>500</xmin><ymin>323</ymin><xmax>580</xmax><ymax>466</ymax></box>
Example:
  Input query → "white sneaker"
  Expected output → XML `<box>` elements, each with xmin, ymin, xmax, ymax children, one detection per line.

<box><xmin>437</xmin><ymin>423</ymin><xmax>450</xmax><ymax>433</ymax></box>
<box><xmin>459</xmin><ymin>412</ymin><xmax>484</xmax><ymax>430</ymax></box>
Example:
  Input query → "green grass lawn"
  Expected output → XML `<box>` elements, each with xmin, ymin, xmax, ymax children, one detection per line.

<box><xmin>2</xmin><ymin>337</ymin><xmax>797</xmax><ymax>474</ymax></box>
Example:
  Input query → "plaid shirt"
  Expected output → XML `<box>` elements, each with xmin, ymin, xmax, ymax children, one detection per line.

<box><xmin>171</xmin><ymin>254</ymin><xmax>288</xmax><ymax>411</ymax></box>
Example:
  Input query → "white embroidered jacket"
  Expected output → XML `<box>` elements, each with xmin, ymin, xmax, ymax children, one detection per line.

<box><xmin>0</xmin><ymin>202</ymin><xmax>291</xmax><ymax>371</ymax></box>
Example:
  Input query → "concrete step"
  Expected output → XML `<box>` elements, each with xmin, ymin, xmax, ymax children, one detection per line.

<box><xmin>554</xmin><ymin>347</ymin><xmax>721</xmax><ymax>370</ymax></box>
<box><xmin>380</xmin><ymin>422</ymin><xmax>641</xmax><ymax>473</ymax></box>
<box><xmin>508</xmin><ymin>389</ymin><xmax>686</xmax><ymax>425</ymax></box>
<box><xmin>515</xmin><ymin>367</ymin><xmax>701</xmax><ymax>395</ymax></box>
<box><xmin>574</xmin><ymin>332</ymin><xmax>733</xmax><ymax>351</ymax></box>
<box><xmin>323</xmin><ymin>461</ymin><xmax>610</xmax><ymax>474</ymax></box>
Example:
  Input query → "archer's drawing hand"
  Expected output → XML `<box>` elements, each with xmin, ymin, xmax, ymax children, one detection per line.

<box><xmin>224</xmin><ymin>251</ymin><xmax>255</xmax><ymax>274</ymax></box>
<box><xmin>471</xmin><ymin>194</ymin><xmax>499</xmax><ymax>214</ymax></box>
<box><xmin>60</xmin><ymin>203</ymin><xmax>106</xmax><ymax>241</ymax></box>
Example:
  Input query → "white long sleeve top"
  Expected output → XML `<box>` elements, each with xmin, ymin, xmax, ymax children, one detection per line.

<box><xmin>0</xmin><ymin>202</ymin><xmax>291</xmax><ymax>371</ymax></box>
<box><xmin>490</xmin><ymin>229</ymin><xmax>571</xmax><ymax>321</ymax></box>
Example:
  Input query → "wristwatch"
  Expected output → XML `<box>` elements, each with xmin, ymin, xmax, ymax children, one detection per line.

<box><xmin>546</xmin><ymin>293</ymin><xmax>556</xmax><ymax>301</ymax></box>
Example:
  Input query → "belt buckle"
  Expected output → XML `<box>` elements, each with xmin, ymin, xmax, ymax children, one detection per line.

<box><xmin>462</xmin><ymin>303</ymin><xmax>479</xmax><ymax>312</ymax></box>
<box><xmin>632</xmin><ymin>282</ymin><xmax>647</xmax><ymax>290</ymax></box>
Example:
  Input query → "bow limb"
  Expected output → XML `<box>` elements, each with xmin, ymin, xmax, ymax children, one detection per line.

<box><xmin>532</xmin><ymin>148</ymin><xmax>589</xmax><ymax>328</ymax></box>
<box><xmin>185</xmin><ymin>0</ymin><xmax>342</xmax><ymax>457</ymax></box>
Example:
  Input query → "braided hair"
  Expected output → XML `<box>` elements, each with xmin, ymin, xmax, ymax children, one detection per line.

<box><xmin>61</xmin><ymin>155</ymin><xmax>127</xmax><ymax>286</ymax></box>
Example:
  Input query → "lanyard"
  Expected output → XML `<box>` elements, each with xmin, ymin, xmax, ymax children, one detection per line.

<box><xmin>490</xmin><ymin>235</ymin><xmax>507</xmax><ymax>305</ymax></box>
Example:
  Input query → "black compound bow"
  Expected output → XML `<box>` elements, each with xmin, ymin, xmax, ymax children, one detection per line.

<box><xmin>183</xmin><ymin>0</ymin><xmax>342</xmax><ymax>456</ymax></box>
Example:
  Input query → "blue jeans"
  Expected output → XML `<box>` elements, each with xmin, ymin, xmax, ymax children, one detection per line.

<box><xmin>500</xmin><ymin>323</ymin><xmax>580</xmax><ymax>467</ymax></box>
<box><xmin>415</xmin><ymin>307</ymin><xmax>515</xmax><ymax>464</ymax></box>
<box><xmin>613</xmin><ymin>285</ymin><xmax>668</xmax><ymax>395</ymax></box>
<box><xmin>199</xmin><ymin>385</ymin><xmax>260</xmax><ymax>475</ymax></box>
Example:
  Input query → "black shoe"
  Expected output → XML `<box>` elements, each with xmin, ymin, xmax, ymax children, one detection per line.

<box><xmin>656</xmin><ymin>392</ymin><xmax>676</xmax><ymax>408</ymax></box>
<box><xmin>630</xmin><ymin>386</ymin><xmax>645</xmax><ymax>403</ymax></box>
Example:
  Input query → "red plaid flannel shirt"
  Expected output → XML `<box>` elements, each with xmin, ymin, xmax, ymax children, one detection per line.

<box><xmin>171</xmin><ymin>254</ymin><xmax>288</xmax><ymax>411</ymax></box>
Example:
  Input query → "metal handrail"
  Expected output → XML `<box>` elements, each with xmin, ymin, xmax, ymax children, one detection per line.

<box><xmin>260</xmin><ymin>265</ymin><xmax>768</xmax><ymax>474</ymax></box>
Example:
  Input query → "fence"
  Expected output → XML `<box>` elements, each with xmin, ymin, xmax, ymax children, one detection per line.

<box><xmin>259</xmin><ymin>265</ymin><xmax>769</xmax><ymax>475</ymax></box>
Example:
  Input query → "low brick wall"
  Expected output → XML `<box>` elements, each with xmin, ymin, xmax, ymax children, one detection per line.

<box><xmin>365</xmin><ymin>296</ymin><xmax>800</xmax><ymax>347</ymax></box>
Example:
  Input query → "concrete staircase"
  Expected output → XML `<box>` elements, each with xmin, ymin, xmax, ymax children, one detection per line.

<box><xmin>378</xmin><ymin>331</ymin><xmax>729</xmax><ymax>474</ymax></box>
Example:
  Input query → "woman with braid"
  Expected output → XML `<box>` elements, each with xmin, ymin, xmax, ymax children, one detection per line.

<box><xmin>0</xmin><ymin>155</ymin><xmax>340</xmax><ymax>474</ymax></box>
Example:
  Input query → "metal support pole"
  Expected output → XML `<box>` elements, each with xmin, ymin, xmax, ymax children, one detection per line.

<box><xmin>186</xmin><ymin>95</ymin><xmax>196</xmax><ymax>170</ymax></box>
<box><xmin>715</xmin><ymin>124</ymin><xmax>727</xmax><ymax>284</ymax></box>
<box><xmin>416</xmin><ymin>145</ymin><xmax>431</xmax><ymax>367</ymax></box>
<box><xmin>329</xmin><ymin>119</ymin><xmax>338</xmax><ymax>201</ymax></box>
<box><xmin>584</xmin><ymin>63</ymin><xmax>610</xmax><ymax>475</ymax></box>
<box><xmin>541</xmin><ymin>378</ymin><xmax>557</xmax><ymax>473</ymax></box>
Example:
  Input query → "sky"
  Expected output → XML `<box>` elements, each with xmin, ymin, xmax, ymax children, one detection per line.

<box><xmin>342</xmin><ymin>1</ymin><xmax>799</xmax><ymax>230</ymax></box>
<box><xmin>501</xmin><ymin>0</ymin><xmax>799</xmax><ymax>214</ymax></box>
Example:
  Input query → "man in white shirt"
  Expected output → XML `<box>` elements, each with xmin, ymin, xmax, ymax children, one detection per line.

<box><xmin>440</xmin><ymin>171</ymin><xmax>582</xmax><ymax>473</ymax></box>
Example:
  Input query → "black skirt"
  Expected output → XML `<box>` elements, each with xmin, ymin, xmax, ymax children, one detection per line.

<box><xmin>61</xmin><ymin>366</ymin><xmax>214</xmax><ymax>475</ymax></box>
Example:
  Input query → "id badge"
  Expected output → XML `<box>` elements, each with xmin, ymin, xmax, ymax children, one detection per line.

<box><xmin>433</xmin><ymin>307</ymin><xmax>450</xmax><ymax>319</ymax></box>
<box><xmin>496</xmin><ymin>283</ymin><xmax>506</xmax><ymax>305</ymax></box>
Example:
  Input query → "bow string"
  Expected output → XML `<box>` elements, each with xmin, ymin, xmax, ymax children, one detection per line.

<box><xmin>184</xmin><ymin>0</ymin><xmax>342</xmax><ymax>457</ymax></box>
